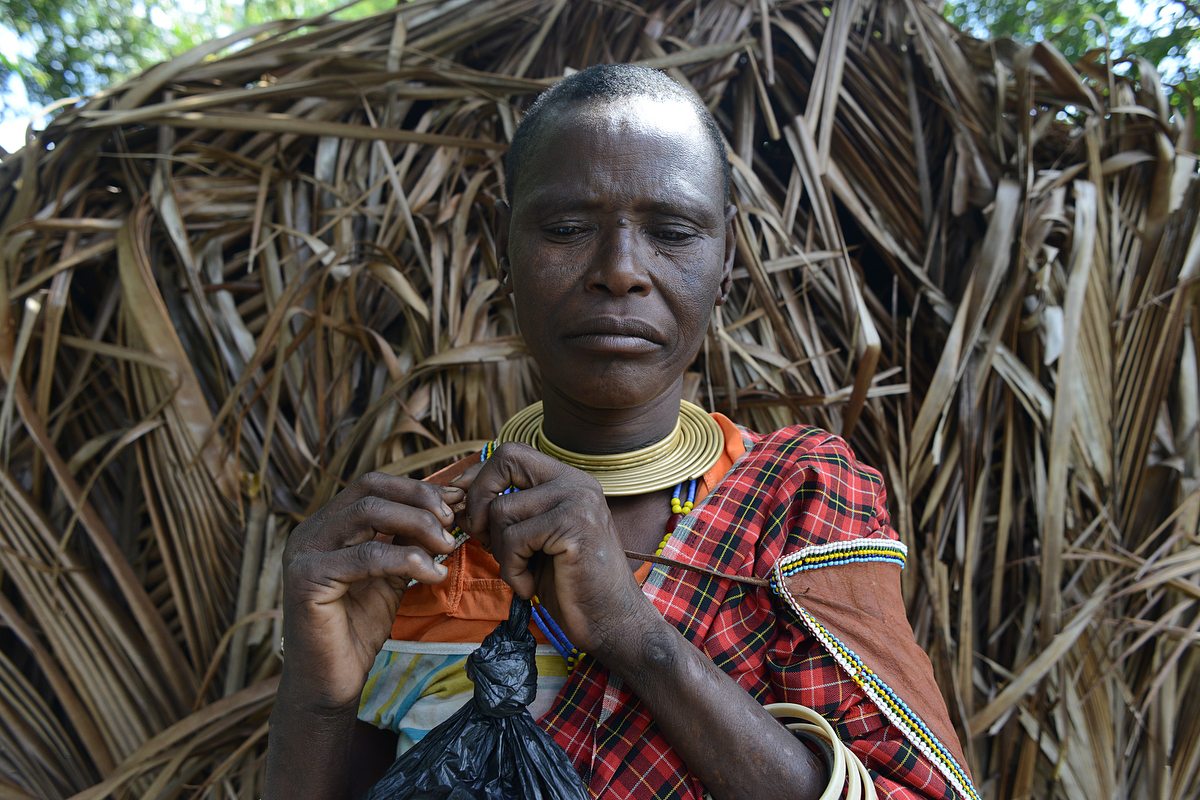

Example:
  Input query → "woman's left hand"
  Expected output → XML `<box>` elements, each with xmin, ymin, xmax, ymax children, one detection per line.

<box><xmin>457</xmin><ymin>441</ymin><xmax>657</xmax><ymax>662</ymax></box>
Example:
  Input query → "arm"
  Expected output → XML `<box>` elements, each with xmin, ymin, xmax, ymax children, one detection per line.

<box><xmin>462</xmin><ymin>443</ymin><xmax>827</xmax><ymax>800</ymax></box>
<box><xmin>264</xmin><ymin>473</ymin><xmax>460</xmax><ymax>800</ymax></box>
<box><xmin>265</xmin><ymin>684</ymin><xmax>359</xmax><ymax>800</ymax></box>
<box><xmin>602</xmin><ymin>605</ymin><xmax>827</xmax><ymax>800</ymax></box>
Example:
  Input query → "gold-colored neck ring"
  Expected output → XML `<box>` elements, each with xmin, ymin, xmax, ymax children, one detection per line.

<box><xmin>496</xmin><ymin>400</ymin><xmax>723</xmax><ymax>496</ymax></box>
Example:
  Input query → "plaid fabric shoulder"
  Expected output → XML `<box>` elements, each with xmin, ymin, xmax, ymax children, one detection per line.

<box><xmin>746</xmin><ymin>428</ymin><xmax>974</xmax><ymax>800</ymax></box>
<box><xmin>539</xmin><ymin>425</ymin><xmax>970</xmax><ymax>800</ymax></box>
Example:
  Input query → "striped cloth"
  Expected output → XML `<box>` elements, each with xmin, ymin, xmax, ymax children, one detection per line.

<box><xmin>359</xmin><ymin>641</ymin><xmax>568</xmax><ymax>753</ymax></box>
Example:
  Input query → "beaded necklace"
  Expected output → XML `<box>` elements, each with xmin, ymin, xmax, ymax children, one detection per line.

<box><xmin>531</xmin><ymin>477</ymin><xmax>697</xmax><ymax>670</ymax></box>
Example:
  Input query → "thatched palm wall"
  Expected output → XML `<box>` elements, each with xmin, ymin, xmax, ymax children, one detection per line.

<box><xmin>0</xmin><ymin>0</ymin><xmax>1197</xmax><ymax>798</ymax></box>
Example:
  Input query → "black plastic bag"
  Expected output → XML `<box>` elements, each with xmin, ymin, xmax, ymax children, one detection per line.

<box><xmin>362</xmin><ymin>596</ymin><xmax>591</xmax><ymax>800</ymax></box>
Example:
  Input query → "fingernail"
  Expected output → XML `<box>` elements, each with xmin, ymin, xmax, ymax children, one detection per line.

<box><xmin>442</xmin><ymin>530</ymin><xmax>455</xmax><ymax>546</ymax></box>
<box><xmin>441</xmin><ymin>502</ymin><xmax>453</xmax><ymax>518</ymax></box>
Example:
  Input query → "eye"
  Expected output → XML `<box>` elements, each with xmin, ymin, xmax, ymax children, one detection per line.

<box><xmin>545</xmin><ymin>223</ymin><xmax>584</xmax><ymax>237</ymax></box>
<box><xmin>651</xmin><ymin>227</ymin><xmax>696</xmax><ymax>244</ymax></box>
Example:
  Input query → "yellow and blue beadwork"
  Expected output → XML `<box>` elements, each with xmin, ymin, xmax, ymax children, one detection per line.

<box><xmin>771</xmin><ymin>545</ymin><xmax>981</xmax><ymax>800</ymax></box>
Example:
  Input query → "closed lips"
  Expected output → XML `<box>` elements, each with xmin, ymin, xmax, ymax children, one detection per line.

<box><xmin>567</xmin><ymin>318</ymin><xmax>664</xmax><ymax>343</ymax></box>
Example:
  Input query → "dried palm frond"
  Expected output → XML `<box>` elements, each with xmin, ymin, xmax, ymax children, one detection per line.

<box><xmin>0</xmin><ymin>1</ymin><xmax>1197</xmax><ymax>798</ymax></box>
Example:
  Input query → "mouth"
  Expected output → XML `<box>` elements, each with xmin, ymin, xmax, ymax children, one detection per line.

<box><xmin>566</xmin><ymin>317</ymin><xmax>664</xmax><ymax>355</ymax></box>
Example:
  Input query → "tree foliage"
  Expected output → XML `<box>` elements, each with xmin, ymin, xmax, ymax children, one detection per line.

<box><xmin>3</xmin><ymin>0</ymin><xmax>164</xmax><ymax>104</ymax></box>
<box><xmin>0</xmin><ymin>0</ymin><xmax>394</xmax><ymax>108</ymax></box>
<box><xmin>945</xmin><ymin>0</ymin><xmax>1200</xmax><ymax>114</ymax></box>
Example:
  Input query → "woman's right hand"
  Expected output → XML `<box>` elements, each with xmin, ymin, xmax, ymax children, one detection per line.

<box><xmin>278</xmin><ymin>473</ymin><xmax>462</xmax><ymax>710</ymax></box>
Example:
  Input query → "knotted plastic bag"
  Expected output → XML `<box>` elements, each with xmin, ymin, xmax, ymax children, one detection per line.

<box><xmin>362</xmin><ymin>596</ymin><xmax>591</xmax><ymax>800</ymax></box>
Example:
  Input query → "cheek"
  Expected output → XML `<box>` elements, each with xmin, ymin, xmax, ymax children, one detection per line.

<box><xmin>511</xmin><ymin>293</ymin><xmax>546</xmax><ymax>344</ymax></box>
<box><xmin>665</xmin><ymin>291</ymin><xmax>717</xmax><ymax>351</ymax></box>
<box><xmin>670</xmin><ymin>262</ymin><xmax>724</xmax><ymax>331</ymax></box>
<box><xmin>508</xmin><ymin>244</ymin><xmax>578</xmax><ymax>300</ymax></box>
<box><xmin>683</xmin><ymin>299</ymin><xmax>715</xmax><ymax>338</ymax></box>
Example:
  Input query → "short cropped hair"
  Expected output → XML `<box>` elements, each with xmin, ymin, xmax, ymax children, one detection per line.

<box><xmin>504</xmin><ymin>64</ymin><xmax>731</xmax><ymax>203</ymax></box>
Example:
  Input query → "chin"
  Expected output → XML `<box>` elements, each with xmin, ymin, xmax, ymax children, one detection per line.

<box><xmin>550</xmin><ymin>369</ymin><xmax>679</xmax><ymax>412</ymax></box>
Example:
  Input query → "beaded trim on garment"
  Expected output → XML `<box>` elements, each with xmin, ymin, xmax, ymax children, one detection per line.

<box><xmin>771</xmin><ymin>539</ymin><xmax>908</xmax><ymax>584</ymax></box>
<box><xmin>770</xmin><ymin>553</ymin><xmax>982</xmax><ymax>800</ymax></box>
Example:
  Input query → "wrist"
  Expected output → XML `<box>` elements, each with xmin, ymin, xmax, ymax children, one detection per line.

<box><xmin>277</xmin><ymin>668</ymin><xmax>364</xmax><ymax>719</ymax></box>
<box><xmin>265</xmin><ymin>680</ymin><xmax>360</xmax><ymax>800</ymax></box>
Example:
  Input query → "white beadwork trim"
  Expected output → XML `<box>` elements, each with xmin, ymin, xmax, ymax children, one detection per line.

<box><xmin>772</xmin><ymin>560</ymin><xmax>980</xmax><ymax>800</ymax></box>
<box><xmin>777</xmin><ymin>538</ymin><xmax>908</xmax><ymax>569</ymax></box>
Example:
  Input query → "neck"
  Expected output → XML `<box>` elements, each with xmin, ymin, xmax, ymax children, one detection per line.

<box><xmin>539</xmin><ymin>380</ymin><xmax>684</xmax><ymax>454</ymax></box>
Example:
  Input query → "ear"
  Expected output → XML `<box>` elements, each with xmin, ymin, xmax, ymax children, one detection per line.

<box><xmin>494</xmin><ymin>199</ymin><xmax>513</xmax><ymax>296</ymax></box>
<box><xmin>715</xmin><ymin>204</ymin><xmax>737</xmax><ymax>307</ymax></box>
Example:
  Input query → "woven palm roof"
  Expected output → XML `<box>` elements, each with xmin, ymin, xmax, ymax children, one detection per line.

<box><xmin>0</xmin><ymin>0</ymin><xmax>1197</xmax><ymax>797</ymax></box>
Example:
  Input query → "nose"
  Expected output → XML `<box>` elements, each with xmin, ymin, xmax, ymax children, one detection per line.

<box><xmin>586</xmin><ymin>223</ymin><xmax>650</xmax><ymax>296</ymax></box>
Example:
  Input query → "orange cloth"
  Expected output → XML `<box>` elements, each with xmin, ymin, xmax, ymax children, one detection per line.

<box><xmin>392</xmin><ymin>413</ymin><xmax>747</xmax><ymax>643</ymax></box>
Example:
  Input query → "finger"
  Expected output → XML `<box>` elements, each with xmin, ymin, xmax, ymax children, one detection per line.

<box><xmin>453</xmin><ymin>507</ymin><xmax>479</xmax><ymax>548</ymax></box>
<box><xmin>487</xmin><ymin>487</ymin><xmax>579</xmax><ymax>598</ymax></box>
<box><xmin>462</xmin><ymin>484</ymin><xmax>557</xmax><ymax>552</ymax></box>
<box><xmin>448</xmin><ymin>463</ymin><xmax>483</xmax><ymax>535</ymax></box>
<box><xmin>312</xmin><ymin>472</ymin><xmax>462</xmax><ymax>525</ymax></box>
<box><xmin>300</xmin><ymin>496</ymin><xmax>459</xmax><ymax>554</ymax></box>
<box><xmin>486</xmin><ymin>482</ymin><xmax>565</xmax><ymax>538</ymax></box>
<box><xmin>448</xmin><ymin>461</ymin><xmax>484</xmax><ymax>490</ymax></box>
<box><xmin>490</xmin><ymin>515</ymin><xmax>544</xmax><ymax>599</ymax></box>
<box><xmin>463</xmin><ymin>443</ymin><xmax>576</xmax><ymax>538</ymax></box>
<box><xmin>291</xmin><ymin>540</ymin><xmax>449</xmax><ymax>595</ymax></box>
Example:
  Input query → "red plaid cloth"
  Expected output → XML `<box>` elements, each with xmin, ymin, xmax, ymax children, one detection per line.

<box><xmin>539</xmin><ymin>425</ymin><xmax>961</xmax><ymax>800</ymax></box>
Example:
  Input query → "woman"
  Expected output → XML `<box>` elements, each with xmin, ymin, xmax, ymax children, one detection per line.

<box><xmin>265</xmin><ymin>65</ymin><xmax>977</xmax><ymax>800</ymax></box>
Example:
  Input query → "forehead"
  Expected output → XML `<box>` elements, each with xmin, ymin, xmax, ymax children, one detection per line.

<box><xmin>512</xmin><ymin>96</ymin><xmax>725</xmax><ymax>215</ymax></box>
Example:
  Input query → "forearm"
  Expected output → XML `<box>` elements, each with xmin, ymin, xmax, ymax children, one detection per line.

<box><xmin>604</xmin><ymin>614</ymin><xmax>826</xmax><ymax>800</ymax></box>
<box><xmin>264</xmin><ymin>675</ymin><xmax>360</xmax><ymax>800</ymax></box>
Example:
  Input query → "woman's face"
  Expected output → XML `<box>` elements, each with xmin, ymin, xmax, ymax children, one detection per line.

<box><xmin>497</xmin><ymin>96</ymin><xmax>735</xmax><ymax>413</ymax></box>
